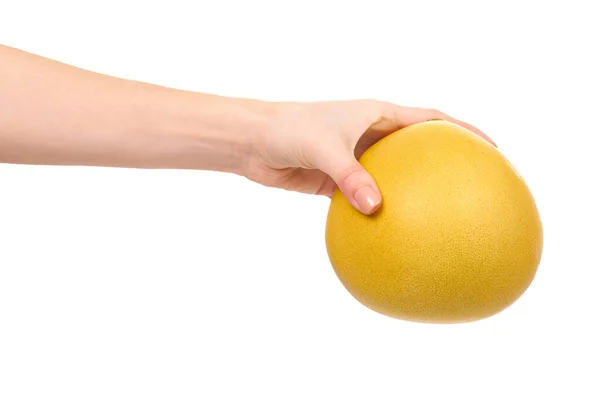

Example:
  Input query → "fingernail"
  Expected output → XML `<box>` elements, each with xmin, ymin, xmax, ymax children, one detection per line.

<box><xmin>354</xmin><ymin>186</ymin><xmax>381</xmax><ymax>214</ymax></box>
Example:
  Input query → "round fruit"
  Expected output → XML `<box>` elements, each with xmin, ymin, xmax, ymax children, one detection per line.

<box><xmin>325</xmin><ymin>120</ymin><xmax>543</xmax><ymax>323</ymax></box>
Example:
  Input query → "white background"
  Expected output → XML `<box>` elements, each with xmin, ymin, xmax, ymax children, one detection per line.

<box><xmin>1</xmin><ymin>1</ymin><xmax>599</xmax><ymax>396</ymax></box>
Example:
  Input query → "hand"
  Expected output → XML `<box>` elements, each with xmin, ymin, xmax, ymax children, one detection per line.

<box><xmin>245</xmin><ymin>100</ymin><xmax>495</xmax><ymax>215</ymax></box>
<box><xmin>0</xmin><ymin>45</ymin><xmax>494</xmax><ymax>214</ymax></box>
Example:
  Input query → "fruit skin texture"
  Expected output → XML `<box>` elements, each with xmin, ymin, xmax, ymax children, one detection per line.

<box><xmin>325</xmin><ymin>120</ymin><xmax>543</xmax><ymax>324</ymax></box>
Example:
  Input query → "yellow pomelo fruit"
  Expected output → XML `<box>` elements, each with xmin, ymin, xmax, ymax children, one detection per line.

<box><xmin>325</xmin><ymin>120</ymin><xmax>543</xmax><ymax>323</ymax></box>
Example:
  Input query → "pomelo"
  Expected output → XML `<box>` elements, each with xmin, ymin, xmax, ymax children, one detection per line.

<box><xmin>325</xmin><ymin>120</ymin><xmax>543</xmax><ymax>323</ymax></box>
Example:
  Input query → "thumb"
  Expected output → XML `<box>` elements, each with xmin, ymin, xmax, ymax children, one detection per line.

<box><xmin>319</xmin><ymin>153</ymin><xmax>382</xmax><ymax>215</ymax></box>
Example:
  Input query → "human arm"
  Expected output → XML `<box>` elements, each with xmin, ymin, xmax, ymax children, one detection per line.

<box><xmin>0</xmin><ymin>44</ymin><xmax>494</xmax><ymax>214</ymax></box>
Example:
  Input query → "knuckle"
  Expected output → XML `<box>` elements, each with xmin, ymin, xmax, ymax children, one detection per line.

<box><xmin>339</xmin><ymin>163</ymin><xmax>368</xmax><ymax>188</ymax></box>
<box><xmin>426</xmin><ymin>108</ymin><xmax>448</xmax><ymax>120</ymax></box>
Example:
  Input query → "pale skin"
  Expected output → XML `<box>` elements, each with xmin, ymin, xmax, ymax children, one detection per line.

<box><xmin>0</xmin><ymin>44</ymin><xmax>495</xmax><ymax>214</ymax></box>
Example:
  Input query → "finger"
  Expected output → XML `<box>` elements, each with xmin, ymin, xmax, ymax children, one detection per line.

<box><xmin>371</xmin><ymin>103</ymin><xmax>497</xmax><ymax>147</ymax></box>
<box><xmin>316</xmin><ymin>150</ymin><xmax>381</xmax><ymax>215</ymax></box>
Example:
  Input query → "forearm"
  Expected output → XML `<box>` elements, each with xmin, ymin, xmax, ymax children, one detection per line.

<box><xmin>0</xmin><ymin>45</ymin><xmax>267</xmax><ymax>173</ymax></box>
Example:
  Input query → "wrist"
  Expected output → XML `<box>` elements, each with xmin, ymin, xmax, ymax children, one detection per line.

<box><xmin>177</xmin><ymin>93</ymin><xmax>258</xmax><ymax>175</ymax></box>
<box><xmin>118</xmin><ymin>83</ymin><xmax>282</xmax><ymax>177</ymax></box>
<box><xmin>136</xmin><ymin>89</ymin><xmax>270</xmax><ymax>175</ymax></box>
<box><xmin>210</xmin><ymin>97</ymin><xmax>283</xmax><ymax>177</ymax></box>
